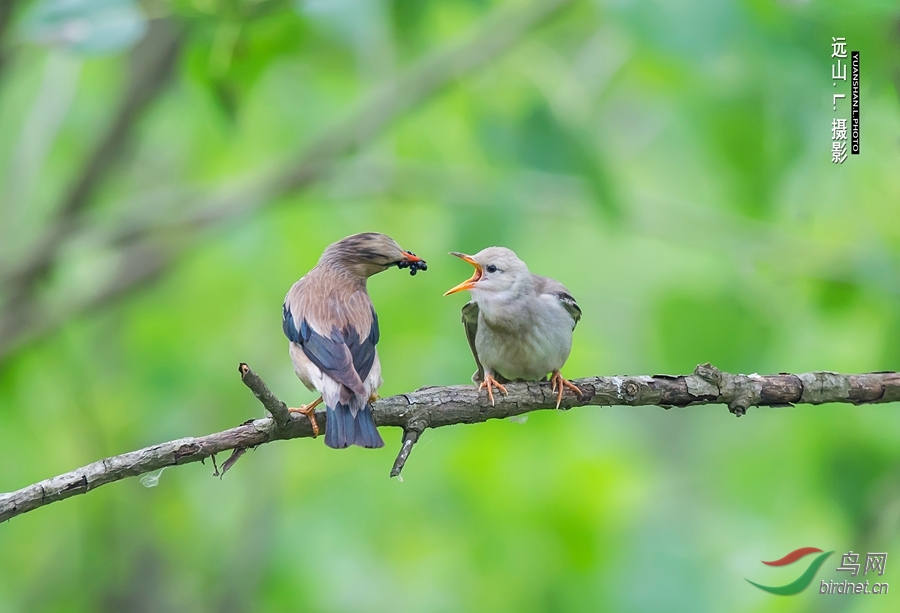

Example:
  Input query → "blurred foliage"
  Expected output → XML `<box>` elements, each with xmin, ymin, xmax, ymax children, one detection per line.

<box><xmin>1</xmin><ymin>0</ymin><xmax>899</xmax><ymax>611</ymax></box>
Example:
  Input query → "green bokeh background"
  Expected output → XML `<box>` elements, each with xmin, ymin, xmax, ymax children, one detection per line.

<box><xmin>1</xmin><ymin>0</ymin><xmax>899</xmax><ymax>611</ymax></box>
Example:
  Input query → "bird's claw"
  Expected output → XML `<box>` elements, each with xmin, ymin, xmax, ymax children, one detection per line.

<box><xmin>550</xmin><ymin>371</ymin><xmax>582</xmax><ymax>409</ymax></box>
<box><xmin>289</xmin><ymin>397</ymin><xmax>323</xmax><ymax>437</ymax></box>
<box><xmin>479</xmin><ymin>375</ymin><xmax>508</xmax><ymax>407</ymax></box>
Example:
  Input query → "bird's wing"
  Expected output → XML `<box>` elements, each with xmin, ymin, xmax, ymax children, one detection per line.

<box><xmin>461</xmin><ymin>300</ymin><xmax>485</xmax><ymax>382</ymax></box>
<box><xmin>282</xmin><ymin>277</ymin><xmax>378</xmax><ymax>398</ymax></box>
<box><xmin>533</xmin><ymin>274</ymin><xmax>582</xmax><ymax>329</ymax></box>
<box><xmin>554</xmin><ymin>292</ymin><xmax>582</xmax><ymax>328</ymax></box>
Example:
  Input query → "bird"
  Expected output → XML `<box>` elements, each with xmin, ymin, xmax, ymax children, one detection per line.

<box><xmin>282</xmin><ymin>232</ymin><xmax>426</xmax><ymax>449</ymax></box>
<box><xmin>444</xmin><ymin>247</ymin><xmax>581</xmax><ymax>409</ymax></box>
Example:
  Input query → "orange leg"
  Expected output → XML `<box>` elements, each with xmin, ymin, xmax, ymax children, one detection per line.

<box><xmin>550</xmin><ymin>371</ymin><xmax>582</xmax><ymax>409</ymax></box>
<box><xmin>289</xmin><ymin>397</ymin><xmax>323</xmax><ymax>437</ymax></box>
<box><xmin>479</xmin><ymin>373</ymin><xmax>509</xmax><ymax>407</ymax></box>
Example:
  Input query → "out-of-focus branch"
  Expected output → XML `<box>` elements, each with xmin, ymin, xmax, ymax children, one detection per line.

<box><xmin>0</xmin><ymin>0</ymin><xmax>578</xmax><ymax>362</ymax></box>
<box><xmin>26</xmin><ymin>0</ymin><xmax>579</xmax><ymax>245</ymax></box>
<box><xmin>0</xmin><ymin>18</ymin><xmax>182</xmax><ymax>356</ymax></box>
<box><xmin>1</xmin><ymin>18</ymin><xmax>183</xmax><ymax>301</ymax></box>
<box><xmin>1</xmin><ymin>363</ymin><xmax>898</xmax><ymax>523</ymax></box>
<box><xmin>0</xmin><ymin>242</ymin><xmax>179</xmax><ymax>357</ymax></box>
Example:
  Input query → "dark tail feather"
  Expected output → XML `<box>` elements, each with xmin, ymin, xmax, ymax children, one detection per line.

<box><xmin>354</xmin><ymin>404</ymin><xmax>384</xmax><ymax>448</ymax></box>
<box><xmin>324</xmin><ymin>402</ymin><xmax>354</xmax><ymax>449</ymax></box>
<box><xmin>325</xmin><ymin>403</ymin><xmax>384</xmax><ymax>449</ymax></box>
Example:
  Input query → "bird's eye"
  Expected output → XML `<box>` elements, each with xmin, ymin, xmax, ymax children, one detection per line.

<box><xmin>486</xmin><ymin>264</ymin><xmax>498</xmax><ymax>273</ymax></box>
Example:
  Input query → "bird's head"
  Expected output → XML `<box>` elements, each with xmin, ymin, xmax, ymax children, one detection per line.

<box><xmin>321</xmin><ymin>232</ymin><xmax>426</xmax><ymax>278</ymax></box>
<box><xmin>444</xmin><ymin>247</ymin><xmax>530</xmax><ymax>299</ymax></box>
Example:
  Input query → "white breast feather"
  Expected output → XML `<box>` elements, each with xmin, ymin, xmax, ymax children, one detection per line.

<box><xmin>475</xmin><ymin>295</ymin><xmax>574</xmax><ymax>381</ymax></box>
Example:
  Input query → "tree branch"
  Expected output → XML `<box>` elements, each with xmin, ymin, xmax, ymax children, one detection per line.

<box><xmin>2</xmin><ymin>363</ymin><xmax>898</xmax><ymax>524</ymax></box>
<box><xmin>0</xmin><ymin>0</ymin><xmax>578</xmax><ymax>362</ymax></box>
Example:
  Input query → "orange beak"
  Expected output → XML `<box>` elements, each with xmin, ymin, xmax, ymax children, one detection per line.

<box><xmin>401</xmin><ymin>250</ymin><xmax>422</xmax><ymax>263</ymax></box>
<box><xmin>444</xmin><ymin>252</ymin><xmax>483</xmax><ymax>296</ymax></box>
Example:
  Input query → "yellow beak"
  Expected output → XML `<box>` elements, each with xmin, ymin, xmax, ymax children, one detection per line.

<box><xmin>444</xmin><ymin>252</ymin><xmax>483</xmax><ymax>296</ymax></box>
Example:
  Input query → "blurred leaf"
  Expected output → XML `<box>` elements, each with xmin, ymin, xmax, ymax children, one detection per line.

<box><xmin>20</xmin><ymin>0</ymin><xmax>147</xmax><ymax>55</ymax></box>
<box><xmin>298</xmin><ymin>0</ymin><xmax>387</xmax><ymax>49</ymax></box>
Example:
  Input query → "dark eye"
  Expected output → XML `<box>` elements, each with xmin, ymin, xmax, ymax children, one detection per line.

<box><xmin>486</xmin><ymin>264</ymin><xmax>498</xmax><ymax>273</ymax></box>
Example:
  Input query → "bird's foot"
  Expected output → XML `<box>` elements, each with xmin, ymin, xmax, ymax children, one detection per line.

<box><xmin>289</xmin><ymin>396</ymin><xmax>323</xmax><ymax>437</ymax></box>
<box><xmin>550</xmin><ymin>371</ymin><xmax>582</xmax><ymax>409</ymax></box>
<box><xmin>368</xmin><ymin>392</ymin><xmax>379</xmax><ymax>404</ymax></box>
<box><xmin>479</xmin><ymin>374</ymin><xmax>508</xmax><ymax>407</ymax></box>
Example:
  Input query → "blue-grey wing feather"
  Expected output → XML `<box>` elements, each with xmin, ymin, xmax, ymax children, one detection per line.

<box><xmin>282</xmin><ymin>303</ymin><xmax>302</xmax><ymax>344</ymax></box>
<box><xmin>282</xmin><ymin>304</ymin><xmax>370</xmax><ymax>397</ymax></box>
<box><xmin>348</xmin><ymin>311</ymin><xmax>379</xmax><ymax>381</ymax></box>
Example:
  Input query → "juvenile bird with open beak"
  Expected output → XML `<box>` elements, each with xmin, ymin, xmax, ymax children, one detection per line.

<box><xmin>444</xmin><ymin>247</ymin><xmax>581</xmax><ymax>408</ymax></box>
<box><xmin>282</xmin><ymin>233</ymin><xmax>426</xmax><ymax>448</ymax></box>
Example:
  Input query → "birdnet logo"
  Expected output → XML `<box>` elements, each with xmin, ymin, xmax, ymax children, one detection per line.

<box><xmin>746</xmin><ymin>547</ymin><xmax>890</xmax><ymax>596</ymax></box>
<box><xmin>746</xmin><ymin>547</ymin><xmax>833</xmax><ymax>595</ymax></box>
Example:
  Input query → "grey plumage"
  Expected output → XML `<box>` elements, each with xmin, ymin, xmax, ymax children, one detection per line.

<box><xmin>445</xmin><ymin>247</ymin><xmax>581</xmax><ymax>407</ymax></box>
<box><xmin>282</xmin><ymin>233</ymin><xmax>425</xmax><ymax>448</ymax></box>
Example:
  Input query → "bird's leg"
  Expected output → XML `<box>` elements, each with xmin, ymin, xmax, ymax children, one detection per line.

<box><xmin>368</xmin><ymin>392</ymin><xmax>379</xmax><ymax>404</ymax></box>
<box><xmin>550</xmin><ymin>371</ymin><xmax>582</xmax><ymax>409</ymax></box>
<box><xmin>289</xmin><ymin>397</ymin><xmax>323</xmax><ymax>437</ymax></box>
<box><xmin>478</xmin><ymin>373</ymin><xmax>508</xmax><ymax>407</ymax></box>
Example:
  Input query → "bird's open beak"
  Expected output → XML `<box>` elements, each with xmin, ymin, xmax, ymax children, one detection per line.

<box><xmin>444</xmin><ymin>252</ymin><xmax>483</xmax><ymax>296</ymax></box>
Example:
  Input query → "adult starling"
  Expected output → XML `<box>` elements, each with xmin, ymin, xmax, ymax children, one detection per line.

<box><xmin>283</xmin><ymin>233</ymin><xmax>426</xmax><ymax>448</ymax></box>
